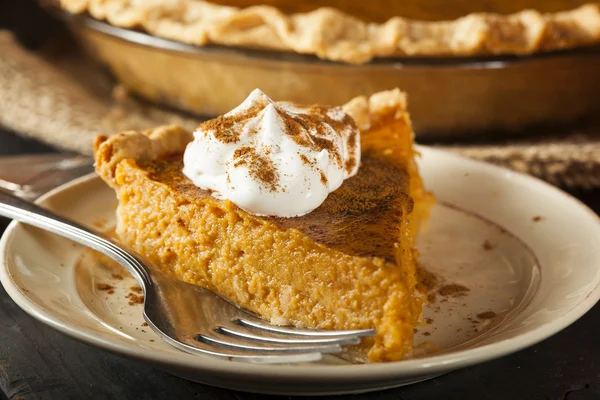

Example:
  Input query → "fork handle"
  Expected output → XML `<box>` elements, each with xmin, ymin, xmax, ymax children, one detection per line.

<box><xmin>0</xmin><ymin>189</ymin><xmax>152</xmax><ymax>287</ymax></box>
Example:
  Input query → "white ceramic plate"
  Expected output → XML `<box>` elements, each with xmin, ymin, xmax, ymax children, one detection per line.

<box><xmin>1</xmin><ymin>147</ymin><xmax>599</xmax><ymax>395</ymax></box>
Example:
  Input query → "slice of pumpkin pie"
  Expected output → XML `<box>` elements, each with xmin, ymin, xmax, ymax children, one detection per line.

<box><xmin>94</xmin><ymin>88</ymin><xmax>432</xmax><ymax>362</ymax></box>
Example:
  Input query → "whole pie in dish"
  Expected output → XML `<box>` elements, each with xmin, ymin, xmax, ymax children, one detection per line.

<box><xmin>59</xmin><ymin>0</ymin><xmax>600</xmax><ymax>63</ymax></box>
<box><xmin>94</xmin><ymin>89</ymin><xmax>433</xmax><ymax>362</ymax></box>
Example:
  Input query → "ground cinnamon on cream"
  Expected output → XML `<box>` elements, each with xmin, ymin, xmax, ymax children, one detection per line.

<box><xmin>183</xmin><ymin>89</ymin><xmax>360</xmax><ymax>217</ymax></box>
<box><xmin>198</xmin><ymin>99</ymin><xmax>268</xmax><ymax>144</ymax></box>
<box><xmin>233</xmin><ymin>146</ymin><xmax>279</xmax><ymax>192</ymax></box>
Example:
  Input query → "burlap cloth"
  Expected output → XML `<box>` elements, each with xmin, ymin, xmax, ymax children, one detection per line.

<box><xmin>1</xmin><ymin>31</ymin><xmax>599</xmax><ymax>188</ymax></box>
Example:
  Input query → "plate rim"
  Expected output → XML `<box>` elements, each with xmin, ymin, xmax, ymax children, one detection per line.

<box><xmin>1</xmin><ymin>146</ymin><xmax>599</xmax><ymax>383</ymax></box>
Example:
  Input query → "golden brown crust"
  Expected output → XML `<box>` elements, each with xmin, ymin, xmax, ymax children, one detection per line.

<box><xmin>343</xmin><ymin>89</ymin><xmax>409</xmax><ymax>131</ymax></box>
<box><xmin>94</xmin><ymin>125</ymin><xmax>192</xmax><ymax>186</ymax></box>
<box><xmin>59</xmin><ymin>0</ymin><xmax>600</xmax><ymax>63</ymax></box>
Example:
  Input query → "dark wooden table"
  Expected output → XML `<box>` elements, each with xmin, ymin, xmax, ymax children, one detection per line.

<box><xmin>1</xmin><ymin>127</ymin><xmax>600</xmax><ymax>400</ymax></box>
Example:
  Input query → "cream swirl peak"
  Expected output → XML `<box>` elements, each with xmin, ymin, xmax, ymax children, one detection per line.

<box><xmin>182</xmin><ymin>89</ymin><xmax>361</xmax><ymax>217</ymax></box>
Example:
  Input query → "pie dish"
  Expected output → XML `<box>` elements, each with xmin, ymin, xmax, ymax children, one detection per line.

<box><xmin>93</xmin><ymin>89</ymin><xmax>433</xmax><ymax>362</ymax></box>
<box><xmin>58</xmin><ymin>0</ymin><xmax>600</xmax><ymax>63</ymax></box>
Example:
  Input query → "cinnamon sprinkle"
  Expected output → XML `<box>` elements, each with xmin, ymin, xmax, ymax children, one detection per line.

<box><xmin>483</xmin><ymin>240</ymin><xmax>495</xmax><ymax>251</ymax></box>
<box><xmin>299</xmin><ymin>154</ymin><xmax>313</xmax><ymax>166</ymax></box>
<box><xmin>320</xmin><ymin>171</ymin><xmax>328</xmax><ymax>186</ymax></box>
<box><xmin>125</xmin><ymin>292</ymin><xmax>144</xmax><ymax>306</ymax></box>
<box><xmin>437</xmin><ymin>284</ymin><xmax>470</xmax><ymax>298</ymax></box>
<box><xmin>233</xmin><ymin>146</ymin><xmax>279</xmax><ymax>191</ymax></box>
<box><xmin>416</xmin><ymin>265</ymin><xmax>438</xmax><ymax>294</ymax></box>
<box><xmin>130</xmin><ymin>285</ymin><xmax>143</xmax><ymax>293</ymax></box>
<box><xmin>201</xmin><ymin>95</ymin><xmax>359</xmax><ymax>192</ymax></box>
<box><xmin>345</xmin><ymin>158</ymin><xmax>357</xmax><ymax>174</ymax></box>
<box><xmin>476</xmin><ymin>311</ymin><xmax>497</xmax><ymax>320</ymax></box>
<box><xmin>279</xmin><ymin>103</ymin><xmax>356</xmax><ymax>170</ymax></box>
<box><xmin>344</xmin><ymin>128</ymin><xmax>359</xmax><ymax>174</ymax></box>
<box><xmin>198</xmin><ymin>98</ymin><xmax>268</xmax><ymax>144</ymax></box>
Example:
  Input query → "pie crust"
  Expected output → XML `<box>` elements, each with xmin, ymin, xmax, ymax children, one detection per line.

<box><xmin>59</xmin><ymin>0</ymin><xmax>600</xmax><ymax>63</ymax></box>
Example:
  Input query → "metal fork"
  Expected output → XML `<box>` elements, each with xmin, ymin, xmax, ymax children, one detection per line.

<box><xmin>0</xmin><ymin>190</ymin><xmax>375</xmax><ymax>363</ymax></box>
<box><xmin>0</xmin><ymin>155</ymin><xmax>94</xmax><ymax>201</ymax></box>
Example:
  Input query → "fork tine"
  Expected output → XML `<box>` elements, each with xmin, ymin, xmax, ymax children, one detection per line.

<box><xmin>232</xmin><ymin>317</ymin><xmax>377</xmax><ymax>338</ymax></box>
<box><xmin>195</xmin><ymin>333</ymin><xmax>343</xmax><ymax>354</ymax></box>
<box><xmin>160</xmin><ymin>333</ymin><xmax>324</xmax><ymax>364</ymax></box>
<box><xmin>215</xmin><ymin>325</ymin><xmax>361</xmax><ymax>346</ymax></box>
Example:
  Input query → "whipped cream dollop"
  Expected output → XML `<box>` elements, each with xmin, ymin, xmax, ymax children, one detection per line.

<box><xmin>182</xmin><ymin>89</ymin><xmax>360</xmax><ymax>217</ymax></box>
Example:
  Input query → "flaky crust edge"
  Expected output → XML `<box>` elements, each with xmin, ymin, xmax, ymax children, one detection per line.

<box><xmin>94</xmin><ymin>125</ymin><xmax>193</xmax><ymax>187</ymax></box>
<box><xmin>94</xmin><ymin>89</ymin><xmax>408</xmax><ymax>184</ymax></box>
<box><xmin>60</xmin><ymin>0</ymin><xmax>600</xmax><ymax>64</ymax></box>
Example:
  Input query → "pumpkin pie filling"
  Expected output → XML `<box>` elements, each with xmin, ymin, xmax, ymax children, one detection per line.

<box><xmin>95</xmin><ymin>89</ymin><xmax>433</xmax><ymax>362</ymax></box>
